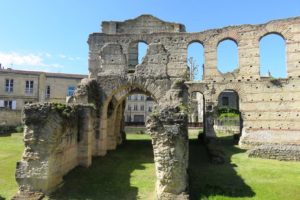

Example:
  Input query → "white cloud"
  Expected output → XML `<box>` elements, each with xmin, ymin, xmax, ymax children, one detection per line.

<box><xmin>58</xmin><ymin>54</ymin><xmax>81</xmax><ymax>61</ymax></box>
<box><xmin>0</xmin><ymin>52</ymin><xmax>44</xmax><ymax>67</ymax></box>
<box><xmin>59</xmin><ymin>54</ymin><xmax>67</xmax><ymax>59</ymax></box>
<box><xmin>0</xmin><ymin>52</ymin><xmax>64</xmax><ymax>71</ymax></box>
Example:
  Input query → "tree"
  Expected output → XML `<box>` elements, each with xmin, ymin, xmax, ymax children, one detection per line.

<box><xmin>187</xmin><ymin>57</ymin><xmax>198</xmax><ymax>81</ymax></box>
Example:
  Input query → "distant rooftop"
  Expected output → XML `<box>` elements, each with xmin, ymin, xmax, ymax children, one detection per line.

<box><xmin>0</xmin><ymin>68</ymin><xmax>87</xmax><ymax>79</ymax></box>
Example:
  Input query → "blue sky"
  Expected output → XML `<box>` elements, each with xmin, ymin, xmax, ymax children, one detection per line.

<box><xmin>0</xmin><ymin>0</ymin><xmax>299</xmax><ymax>76</ymax></box>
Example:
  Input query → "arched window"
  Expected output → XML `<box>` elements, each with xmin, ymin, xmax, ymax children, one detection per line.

<box><xmin>128</xmin><ymin>41</ymin><xmax>148</xmax><ymax>72</ymax></box>
<box><xmin>259</xmin><ymin>33</ymin><xmax>286</xmax><ymax>78</ymax></box>
<box><xmin>187</xmin><ymin>42</ymin><xmax>204</xmax><ymax>81</ymax></box>
<box><xmin>138</xmin><ymin>42</ymin><xmax>148</xmax><ymax>64</ymax></box>
<box><xmin>217</xmin><ymin>39</ymin><xmax>238</xmax><ymax>73</ymax></box>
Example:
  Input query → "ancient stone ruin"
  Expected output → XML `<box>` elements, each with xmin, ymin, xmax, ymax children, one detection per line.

<box><xmin>14</xmin><ymin>15</ymin><xmax>300</xmax><ymax>199</ymax></box>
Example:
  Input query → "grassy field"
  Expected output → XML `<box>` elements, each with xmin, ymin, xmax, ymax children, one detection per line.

<box><xmin>1</xmin><ymin>129</ymin><xmax>300</xmax><ymax>199</ymax></box>
<box><xmin>0</xmin><ymin>133</ymin><xmax>24</xmax><ymax>199</ymax></box>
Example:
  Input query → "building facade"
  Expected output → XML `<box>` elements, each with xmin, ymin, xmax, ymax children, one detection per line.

<box><xmin>0</xmin><ymin>68</ymin><xmax>87</xmax><ymax>126</ymax></box>
<box><xmin>124</xmin><ymin>94</ymin><xmax>154</xmax><ymax>124</ymax></box>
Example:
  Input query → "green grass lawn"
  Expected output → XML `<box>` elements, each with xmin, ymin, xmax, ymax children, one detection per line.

<box><xmin>1</xmin><ymin>129</ymin><xmax>300</xmax><ymax>200</ymax></box>
<box><xmin>0</xmin><ymin>133</ymin><xmax>24</xmax><ymax>199</ymax></box>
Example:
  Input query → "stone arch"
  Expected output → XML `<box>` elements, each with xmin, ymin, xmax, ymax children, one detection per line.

<box><xmin>259</xmin><ymin>32</ymin><xmax>287</xmax><ymax>78</ymax></box>
<box><xmin>98</xmin><ymin>79</ymin><xmax>165</xmax><ymax>153</ymax></box>
<box><xmin>186</xmin><ymin>41</ymin><xmax>205</xmax><ymax>81</ymax></box>
<box><xmin>217</xmin><ymin>37</ymin><xmax>239</xmax><ymax>47</ymax></box>
<box><xmin>215</xmin><ymin>89</ymin><xmax>243</xmax><ymax>139</ymax></box>
<box><xmin>217</xmin><ymin>38</ymin><xmax>239</xmax><ymax>74</ymax></box>
<box><xmin>217</xmin><ymin>89</ymin><xmax>240</xmax><ymax>109</ymax></box>
<box><xmin>258</xmin><ymin>31</ymin><xmax>286</xmax><ymax>42</ymax></box>
<box><xmin>213</xmin><ymin>84</ymin><xmax>245</xmax><ymax>107</ymax></box>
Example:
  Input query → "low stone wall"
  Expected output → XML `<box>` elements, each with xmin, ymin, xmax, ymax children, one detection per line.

<box><xmin>0</xmin><ymin>109</ymin><xmax>22</xmax><ymax>126</ymax></box>
<box><xmin>248</xmin><ymin>144</ymin><xmax>300</xmax><ymax>161</ymax></box>
<box><xmin>214</xmin><ymin>125</ymin><xmax>240</xmax><ymax>136</ymax></box>
<box><xmin>239</xmin><ymin>129</ymin><xmax>300</xmax><ymax>149</ymax></box>
<box><xmin>15</xmin><ymin>103</ymin><xmax>95</xmax><ymax>197</ymax></box>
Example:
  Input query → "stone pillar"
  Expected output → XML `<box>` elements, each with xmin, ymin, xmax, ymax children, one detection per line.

<box><xmin>78</xmin><ymin>106</ymin><xmax>95</xmax><ymax>167</ymax></box>
<box><xmin>147</xmin><ymin>106</ymin><xmax>189</xmax><ymax>200</ymax></box>
<box><xmin>144</xmin><ymin>79</ymin><xmax>190</xmax><ymax>200</ymax></box>
<box><xmin>203</xmin><ymin>44</ymin><xmax>221</xmax><ymax>81</ymax></box>
<box><xmin>204</xmin><ymin>103</ymin><xmax>217</xmax><ymax>138</ymax></box>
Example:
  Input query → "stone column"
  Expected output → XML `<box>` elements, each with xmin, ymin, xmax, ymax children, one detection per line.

<box><xmin>147</xmin><ymin>106</ymin><xmax>189</xmax><ymax>200</ymax></box>
<box><xmin>146</xmin><ymin>80</ymin><xmax>190</xmax><ymax>200</ymax></box>
<box><xmin>78</xmin><ymin>106</ymin><xmax>95</xmax><ymax>167</ymax></box>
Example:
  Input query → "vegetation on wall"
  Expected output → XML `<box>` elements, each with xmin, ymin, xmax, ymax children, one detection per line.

<box><xmin>216</xmin><ymin>106</ymin><xmax>239</xmax><ymax>119</ymax></box>
<box><xmin>269</xmin><ymin>77</ymin><xmax>283</xmax><ymax>87</ymax></box>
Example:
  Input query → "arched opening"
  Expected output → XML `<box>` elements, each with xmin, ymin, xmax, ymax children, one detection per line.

<box><xmin>215</xmin><ymin>90</ymin><xmax>242</xmax><ymax>141</ymax></box>
<box><xmin>124</xmin><ymin>93</ymin><xmax>155</xmax><ymax>128</ymax></box>
<box><xmin>188</xmin><ymin>91</ymin><xmax>205</xmax><ymax>140</ymax></box>
<box><xmin>71</xmin><ymin>88</ymin><xmax>156</xmax><ymax>199</ymax></box>
<box><xmin>187</xmin><ymin>42</ymin><xmax>204</xmax><ymax>81</ymax></box>
<box><xmin>259</xmin><ymin>33</ymin><xmax>286</xmax><ymax>78</ymax></box>
<box><xmin>104</xmin><ymin>89</ymin><xmax>157</xmax><ymax>150</ymax></box>
<box><xmin>128</xmin><ymin>41</ymin><xmax>148</xmax><ymax>73</ymax></box>
<box><xmin>217</xmin><ymin>39</ymin><xmax>239</xmax><ymax>73</ymax></box>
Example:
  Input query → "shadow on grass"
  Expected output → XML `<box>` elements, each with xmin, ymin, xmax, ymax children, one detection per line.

<box><xmin>49</xmin><ymin>139</ymin><xmax>154</xmax><ymax>200</ymax></box>
<box><xmin>189</xmin><ymin>136</ymin><xmax>255</xmax><ymax>200</ymax></box>
<box><xmin>0</xmin><ymin>133</ymin><xmax>12</xmax><ymax>137</ymax></box>
<box><xmin>0</xmin><ymin>196</ymin><xmax>5</xmax><ymax>200</ymax></box>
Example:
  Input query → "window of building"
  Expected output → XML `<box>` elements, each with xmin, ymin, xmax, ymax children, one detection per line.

<box><xmin>128</xmin><ymin>96</ymin><xmax>132</xmax><ymax>100</ymax></box>
<box><xmin>222</xmin><ymin>96</ymin><xmax>229</xmax><ymax>106</ymax></box>
<box><xmin>45</xmin><ymin>85</ymin><xmax>51</xmax><ymax>99</ymax></box>
<box><xmin>127</xmin><ymin>115</ymin><xmax>131</xmax><ymax>122</ymax></box>
<box><xmin>128</xmin><ymin>105</ymin><xmax>131</xmax><ymax>111</ymax></box>
<box><xmin>140</xmin><ymin>105</ymin><xmax>144</xmax><ymax>111</ymax></box>
<box><xmin>148</xmin><ymin>106</ymin><xmax>152</xmax><ymax>112</ymax></box>
<box><xmin>140</xmin><ymin>95</ymin><xmax>144</xmax><ymax>101</ymax></box>
<box><xmin>134</xmin><ymin>95</ymin><xmax>138</xmax><ymax>100</ymax></box>
<box><xmin>25</xmin><ymin>80</ymin><xmax>34</xmax><ymax>94</ymax></box>
<box><xmin>5</xmin><ymin>79</ymin><xmax>14</xmax><ymax>93</ymax></box>
<box><xmin>134</xmin><ymin>115</ymin><xmax>144</xmax><ymax>122</ymax></box>
<box><xmin>67</xmin><ymin>86</ymin><xmax>75</xmax><ymax>96</ymax></box>
<box><xmin>3</xmin><ymin>100</ymin><xmax>16</xmax><ymax>110</ymax></box>
<box><xmin>134</xmin><ymin>104</ymin><xmax>138</xmax><ymax>110</ymax></box>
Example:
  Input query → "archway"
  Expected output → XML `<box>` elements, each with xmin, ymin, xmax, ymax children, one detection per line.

<box><xmin>128</xmin><ymin>41</ymin><xmax>149</xmax><ymax>73</ymax></box>
<box><xmin>215</xmin><ymin>90</ymin><xmax>242</xmax><ymax>140</ymax></box>
<box><xmin>217</xmin><ymin>39</ymin><xmax>239</xmax><ymax>74</ymax></box>
<box><xmin>188</xmin><ymin>91</ymin><xmax>205</xmax><ymax>139</ymax></box>
<box><xmin>187</xmin><ymin>42</ymin><xmax>204</xmax><ymax>81</ymax></box>
<box><xmin>259</xmin><ymin>33</ymin><xmax>286</xmax><ymax>78</ymax></box>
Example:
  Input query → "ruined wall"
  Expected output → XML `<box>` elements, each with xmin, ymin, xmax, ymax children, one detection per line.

<box><xmin>86</xmin><ymin>15</ymin><xmax>300</xmax><ymax>199</ymax></box>
<box><xmin>15</xmin><ymin>15</ymin><xmax>300</xmax><ymax>200</ymax></box>
<box><xmin>90</xmin><ymin>15</ymin><xmax>300</xmax><ymax>149</ymax></box>
<box><xmin>16</xmin><ymin>103</ymin><xmax>95</xmax><ymax>194</ymax></box>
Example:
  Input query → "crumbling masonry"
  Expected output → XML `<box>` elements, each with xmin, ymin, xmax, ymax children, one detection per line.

<box><xmin>15</xmin><ymin>15</ymin><xmax>300</xmax><ymax>199</ymax></box>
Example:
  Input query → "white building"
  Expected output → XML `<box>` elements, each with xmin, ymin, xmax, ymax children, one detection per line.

<box><xmin>124</xmin><ymin>94</ymin><xmax>155</xmax><ymax>124</ymax></box>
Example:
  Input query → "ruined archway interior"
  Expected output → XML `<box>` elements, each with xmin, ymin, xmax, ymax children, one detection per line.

<box><xmin>15</xmin><ymin>15</ymin><xmax>300</xmax><ymax>200</ymax></box>
<box><xmin>215</xmin><ymin>90</ymin><xmax>242</xmax><ymax>140</ymax></box>
<box><xmin>104</xmin><ymin>88</ymin><xmax>157</xmax><ymax>150</ymax></box>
